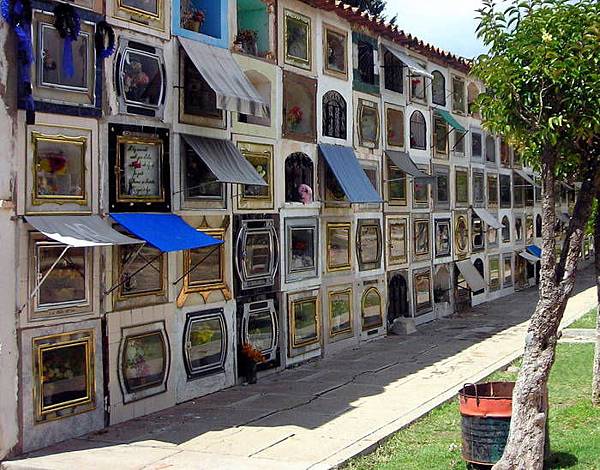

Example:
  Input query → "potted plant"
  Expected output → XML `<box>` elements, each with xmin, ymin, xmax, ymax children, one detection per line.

<box><xmin>234</xmin><ymin>29</ymin><xmax>258</xmax><ymax>56</ymax></box>
<box><xmin>240</xmin><ymin>342</ymin><xmax>266</xmax><ymax>384</ymax></box>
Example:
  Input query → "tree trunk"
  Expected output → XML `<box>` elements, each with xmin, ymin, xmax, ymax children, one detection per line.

<box><xmin>592</xmin><ymin>194</ymin><xmax>600</xmax><ymax>406</ymax></box>
<box><xmin>493</xmin><ymin>156</ymin><xmax>599</xmax><ymax>470</ymax></box>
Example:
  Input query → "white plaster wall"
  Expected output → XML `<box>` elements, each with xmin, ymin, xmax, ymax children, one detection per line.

<box><xmin>0</xmin><ymin>23</ymin><xmax>19</xmax><ymax>458</ymax></box>
<box><xmin>106</xmin><ymin>304</ymin><xmax>177</xmax><ymax>425</ymax></box>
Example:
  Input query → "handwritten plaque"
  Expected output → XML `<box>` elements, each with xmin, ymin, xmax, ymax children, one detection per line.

<box><xmin>118</xmin><ymin>137</ymin><xmax>163</xmax><ymax>201</ymax></box>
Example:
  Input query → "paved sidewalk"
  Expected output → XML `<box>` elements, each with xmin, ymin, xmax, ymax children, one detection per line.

<box><xmin>4</xmin><ymin>268</ymin><xmax>596</xmax><ymax>470</ymax></box>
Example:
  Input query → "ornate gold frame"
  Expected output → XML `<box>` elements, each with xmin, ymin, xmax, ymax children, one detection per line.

<box><xmin>387</xmin><ymin>218</ymin><xmax>408</xmax><ymax>265</ymax></box>
<box><xmin>117</xmin><ymin>0</ymin><xmax>162</xmax><ymax>20</ymax></box>
<box><xmin>177</xmin><ymin>228</ymin><xmax>231</xmax><ymax>307</ymax></box>
<box><xmin>284</xmin><ymin>9</ymin><xmax>311</xmax><ymax>69</ymax></box>
<box><xmin>322</xmin><ymin>24</ymin><xmax>347</xmax><ymax>79</ymax></box>
<box><xmin>33</xmin><ymin>330</ymin><xmax>95</xmax><ymax>423</ymax></box>
<box><xmin>328</xmin><ymin>287</ymin><xmax>353</xmax><ymax>337</ymax></box>
<box><xmin>387</xmin><ymin>159</ymin><xmax>407</xmax><ymax>205</ymax></box>
<box><xmin>413</xmin><ymin>269</ymin><xmax>432</xmax><ymax>314</ymax></box>
<box><xmin>31</xmin><ymin>132</ymin><xmax>88</xmax><ymax>206</ymax></box>
<box><xmin>237</xmin><ymin>142</ymin><xmax>274</xmax><ymax>208</ymax></box>
<box><xmin>361</xmin><ymin>287</ymin><xmax>383</xmax><ymax>331</ymax></box>
<box><xmin>115</xmin><ymin>135</ymin><xmax>165</xmax><ymax>203</ymax></box>
<box><xmin>289</xmin><ymin>295</ymin><xmax>320</xmax><ymax>349</ymax></box>
<box><xmin>326</xmin><ymin>222</ymin><xmax>352</xmax><ymax>272</ymax></box>
<box><xmin>357</xmin><ymin>99</ymin><xmax>380</xmax><ymax>148</ymax></box>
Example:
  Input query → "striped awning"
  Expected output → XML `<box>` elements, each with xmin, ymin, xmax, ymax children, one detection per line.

<box><xmin>383</xmin><ymin>46</ymin><xmax>433</xmax><ymax>79</ymax></box>
<box><xmin>179</xmin><ymin>38</ymin><xmax>269</xmax><ymax>117</ymax></box>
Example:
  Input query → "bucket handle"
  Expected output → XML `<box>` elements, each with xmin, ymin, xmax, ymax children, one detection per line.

<box><xmin>462</xmin><ymin>382</ymin><xmax>479</xmax><ymax>406</ymax></box>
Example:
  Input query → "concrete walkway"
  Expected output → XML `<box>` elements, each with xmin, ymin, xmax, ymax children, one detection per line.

<box><xmin>4</xmin><ymin>268</ymin><xmax>596</xmax><ymax>470</ymax></box>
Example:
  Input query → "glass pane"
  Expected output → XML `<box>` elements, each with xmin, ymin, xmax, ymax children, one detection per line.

<box><xmin>188</xmin><ymin>318</ymin><xmax>223</xmax><ymax>371</ymax></box>
<box><xmin>326</xmin><ymin>29</ymin><xmax>346</xmax><ymax>73</ymax></box>
<box><xmin>122</xmin><ymin>51</ymin><xmax>162</xmax><ymax>106</ymax></box>
<box><xmin>389</xmin><ymin>222</ymin><xmax>406</xmax><ymax>262</ymax></box>
<box><xmin>434</xmin><ymin>118</ymin><xmax>447</xmax><ymax>154</ymax></box>
<box><xmin>328</xmin><ymin>226</ymin><xmax>350</xmax><ymax>268</ymax></box>
<box><xmin>35</xmin><ymin>137</ymin><xmax>84</xmax><ymax>199</ymax></box>
<box><xmin>119</xmin><ymin>140</ymin><xmax>162</xmax><ymax>199</ymax></box>
<box><xmin>362</xmin><ymin>289</ymin><xmax>382</xmax><ymax>329</ymax></box>
<box><xmin>286</xmin><ymin>16</ymin><xmax>309</xmax><ymax>62</ymax></box>
<box><xmin>184</xmin><ymin>144</ymin><xmax>222</xmax><ymax>199</ymax></box>
<box><xmin>243</xmin><ymin>154</ymin><xmax>270</xmax><ymax>198</ymax></box>
<box><xmin>388</xmin><ymin>163</ymin><xmax>406</xmax><ymax>201</ymax></box>
<box><xmin>119</xmin><ymin>244</ymin><xmax>162</xmax><ymax>296</ymax></box>
<box><xmin>290</xmin><ymin>228</ymin><xmax>315</xmax><ymax>272</ymax></box>
<box><xmin>386</xmin><ymin>108</ymin><xmax>404</xmax><ymax>147</ymax></box>
<box><xmin>184</xmin><ymin>56</ymin><xmax>221</xmax><ymax>118</ymax></box>
<box><xmin>415</xmin><ymin>273</ymin><xmax>431</xmax><ymax>311</ymax></box>
<box><xmin>359</xmin><ymin>224</ymin><xmax>379</xmax><ymax>264</ymax></box>
<box><xmin>293</xmin><ymin>300</ymin><xmax>317</xmax><ymax>345</ymax></box>
<box><xmin>436</xmin><ymin>222</ymin><xmax>450</xmax><ymax>256</ymax></box>
<box><xmin>471</xmin><ymin>133</ymin><xmax>482</xmax><ymax>157</ymax></box>
<box><xmin>189</xmin><ymin>244</ymin><xmax>221</xmax><ymax>285</ymax></box>
<box><xmin>456</xmin><ymin>172</ymin><xmax>468</xmax><ymax>203</ymax></box>
<box><xmin>436</xmin><ymin>174</ymin><xmax>449</xmax><ymax>203</ymax></box>
<box><xmin>41</xmin><ymin>26</ymin><xmax>88</xmax><ymax>89</ymax></box>
<box><xmin>122</xmin><ymin>0</ymin><xmax>159</xmax><ymax>15</ymax></box>
<box><xmin>123</xmin><ymin>332</ymin><xmax>166</xmax><ymax>392</ymax></box>
<box><xmin>41</xmin><ymin>343</ymin><xmax>87</xmax><ymax>409</ymax></box>
<box><xmin>330</xmin><ymin>291</ymin><xmax>351</xmax><ymax>334</ymax></box>
<box><xmin>414</xmin><ymin>178</ymin><xmax>428</xmax><ymax>203</ymax></box>
<box><xmin>247</xmin><ymin>309</ymin><xmax>274</xmax><ymax>353</ymax></box>
<box><xmin>244</xmin><ymin>232</ymin><xmax>272</xmax><ymax>276</ymax></box>
<box><xmin>359</xmin><ymin>104</ymin><xmax>378</xmax><ymax>144</ymax></box>
<box><xmin>38</xmin><ymin>245</ymin><xmax>86</xmax><ymax>307</ymax></box>
<box><xmin>415</xmin><ymin>221</ymin><xmax>429</xmax><ymax>255</ymax></box>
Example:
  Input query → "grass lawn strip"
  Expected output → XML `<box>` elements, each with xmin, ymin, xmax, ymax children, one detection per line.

<box><xmin>345</xmin><ymin>343</ymin><xmax>600</xmax><ymax>470</ymax></box>
<box><xmin>568</xmin><ymin>308</ymin><xmax>597</xmax><ymax>329</ymax></box>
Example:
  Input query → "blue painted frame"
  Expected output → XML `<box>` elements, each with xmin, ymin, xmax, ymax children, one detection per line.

<box><xmin>173</xmin><ymin>0</ymin><xmax>229</xmax><ymax>49</ymax></box>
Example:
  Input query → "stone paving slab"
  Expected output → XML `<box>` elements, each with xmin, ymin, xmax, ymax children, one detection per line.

<box><xmin>3</xmin><ymin>268</ymin><xmax>596</xmax><ymax>470</ymax></box>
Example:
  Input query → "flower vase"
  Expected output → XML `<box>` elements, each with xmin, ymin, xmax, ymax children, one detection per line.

<box><xmin>241</xmin><ymin>357</ymin><xmax>258</xmax><ymax>384</ymax></box>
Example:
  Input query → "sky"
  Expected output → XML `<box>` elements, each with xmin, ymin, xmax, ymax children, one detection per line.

<box><xmin>384</xmin><ymin>0</ymin><xmax>488</xmax><ymax>59</ymax></box>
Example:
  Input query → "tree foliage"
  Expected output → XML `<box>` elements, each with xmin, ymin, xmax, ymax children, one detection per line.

<box><xmin>344</xmin><ymin>0</ymin><xmax>397</xmax><ymax>24</ymax></box>
<box><xmin>472</xmin><ymin>0</ymin><xmax>600</xmax><ymax>177</ymax></box>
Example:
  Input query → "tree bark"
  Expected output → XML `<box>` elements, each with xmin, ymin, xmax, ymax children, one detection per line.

<box><xmin>493</xmin><ymin>154</ymin><xmax>599</xmax><ymax>470</ymax></box>
<box><xmin>592</xmin><ymin>193</ymin><xmax>600</xmax><ymax>406</ymax></box>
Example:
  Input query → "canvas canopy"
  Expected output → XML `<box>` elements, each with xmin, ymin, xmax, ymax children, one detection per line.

<box><xmin>456</xmin><ymin>259</ymin><xmax>486</xmax><ymax>292</ymax></box>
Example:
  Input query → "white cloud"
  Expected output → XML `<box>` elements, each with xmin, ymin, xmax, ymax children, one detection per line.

<box><xmin>384</xmin><ymin>0</ymin><xmax>487</xmax><ymax>59</ymax></box>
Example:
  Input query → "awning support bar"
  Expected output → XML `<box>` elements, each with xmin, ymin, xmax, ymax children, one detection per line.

<box><xmin>18</xmin><ymin>245</ymin><xmax>70</xmax><ymax>314</ymax></box>
<box><xmin>104</xmin><ymin>252</ymin><xmax>163</xmax><ymax>296</ymax></box>
<box><xmin>172</xmin><ymin>245</ymin><xmax>220</xmax><ymax>286</ymax></box>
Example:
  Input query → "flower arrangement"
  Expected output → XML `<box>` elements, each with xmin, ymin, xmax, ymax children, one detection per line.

<box><xmin>181</xmin><ymin>7</ymin><xmax>205</xmax><ymax>32</ymax></box>
<box><xmin>123</xmin><ymin>59</ymin><xmax>150</xmax><ymax>99</ymax></box>
<box><xmin>287</xmin><ymin>105</ymin><xmax>303</xmax><ymax>129</ymax></box>
<box><xmin>234</xmin><ymin>29</ymin><xmax>259</xmax><ymax>55</ymax></box>
<box><xmin>241</xmin><ymin>342</ymin><xmax>266</xmax><ymax>364</ymax></box>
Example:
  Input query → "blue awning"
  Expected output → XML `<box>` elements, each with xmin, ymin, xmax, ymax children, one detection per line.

<box><xmin>527</xmin><ymin>245</ymin><xmax>542</xmax><ymax>259</ymax></box>
<box><xmin>318</xmin><ymin>143</ymin><xmax>382</xmax><ymax>204</ymax></box>
<box><xmin>110</xmin><ymin>213</ymin><xmax>223</xmax><ymax>252</ymax></box>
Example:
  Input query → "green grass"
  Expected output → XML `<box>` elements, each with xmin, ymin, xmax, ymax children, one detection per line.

<box><xmin>568</xmin><ymin>308</ymin><xmax>597</xmax><ymax>329</ymax></box>
<box><xmin>345</xmin><ymin>344</ymin><xmax>600</xmax><ymax>470</ymax></box>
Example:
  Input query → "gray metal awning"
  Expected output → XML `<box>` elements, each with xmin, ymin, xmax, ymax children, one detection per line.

<box><xmin>383</xmin><ymin>46</ymin><xmax>433</xmax><ymax>79</ymax></box>
<box><xmin>473</xmin><ymin>208</ymin><xmax>504</xmax><ymax>229</ymax></box>
<box><xmin>456</xmin><ymin>259</ymin><xmax>486</xmax><ymax>292</ymax></box>
<box><xmin>318</xmin><ymin>143</ymin><xmax>382</xmax><ymax>204</ymax></box>
<box><xmin>385</xmin><ymin>151</ymin><xmax>435</xmax><ymax>184</ymax></box>
<box><xmin>514</xmin><ymin>169</ymin><xmax>540</xmax><ymax>188</ymax></box>
<box><xmin>179</xmin><ymin>37</ymin><xmax>269</xmax><ymax>117</ymax></box>
<box><xmin>25</xmin><ymin>215</ymin><xmax>141</xmax><ymax>247</ymax></box>
<box><xmin>519</xmin><ymin>251</ymin><xmax>540</xmax><ymax>264</ymax></box>
<box><xmin>181</xmin><ymin>134</ymin><xmax>267</xmax><ymax>186</ymax></box>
